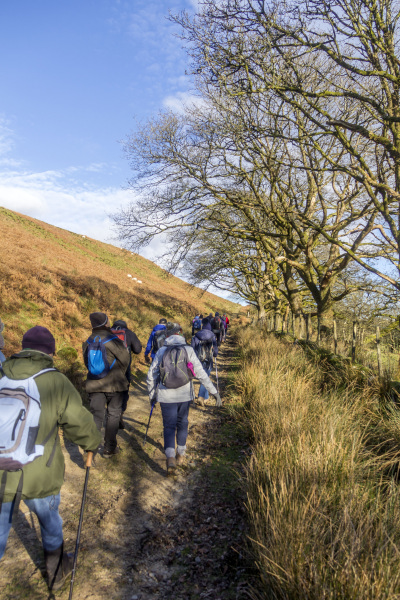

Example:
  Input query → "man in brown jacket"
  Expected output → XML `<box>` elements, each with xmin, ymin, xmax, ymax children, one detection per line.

<box><xmin>83</xmin><ymin>312</ymin><xmax>130</xmax><ymax>457</ymax></box>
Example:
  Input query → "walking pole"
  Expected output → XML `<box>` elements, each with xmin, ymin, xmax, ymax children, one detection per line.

<box><xmin>143</xmin><ymin>400</ymin><xmax>156</xmax><ymax>446</ymax></box>
<box><xmin>68</xmin><ymin>451</ymin><xmax>93</xmax><ymax>600</ymax></box>
<box><xmin>215</xmin><ymin>359</ymin><xmax>220</xmax><ymax>395</ymax></box>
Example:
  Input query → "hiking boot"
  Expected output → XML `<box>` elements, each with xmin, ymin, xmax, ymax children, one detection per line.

<box><xmin>197</xmin><ymin>396</ymin><xmax>205</xmax><ymax>407</ymax></box>
<box><xmin>166</xmin><ymin>456</ymin><xmax>176</xmax><ymax>475</ymax></box>
<box><xmin>44</xmin><ymin>543</ymin><xmax>73</xmax><ymax>591</ymax></box>
<box><xmin>103</xmin><ymin>446</ymin><xmax>121</xmax><ymax>458</ymax></box>
<box><xmin>176</xmin><ymin>453</ymin><xmax>185</xmax><ymax>467</ymax></box>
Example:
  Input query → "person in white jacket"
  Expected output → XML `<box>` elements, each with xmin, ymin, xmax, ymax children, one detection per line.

<box><xmin>147</xmin><ymin>322</ymin><xmax>222</xmax><ymax>474</ymax></box>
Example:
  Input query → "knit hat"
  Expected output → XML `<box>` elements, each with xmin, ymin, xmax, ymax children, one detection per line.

<box><xmin>89</xmin><ymin>312</ymin><xmax>108</xmax><ymax>329</ymax></box>
<box><xmin>166</xmin><ymin>322</ymin><xmax>181</xmax><ymax>336</ymax></box>
<box><xmin>22</xmin><ymin>326</ymin><xmax>56</xmax><ymax>355</ymax></box>
<box><xmin>159</xmin><ymin>318</ymin><xmax>167</xmax><ymax>325</ymax></box>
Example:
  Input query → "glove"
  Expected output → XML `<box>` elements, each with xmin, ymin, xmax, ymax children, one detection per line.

<box><xmin>145</xmin><ymin>355</ymin><xmax>151</xmax><ymax>364</ymax></box>
<box><xmin>149</xmin><ymin>396</ymin><xmax>157</xmax><ymax>407</ymax></box>
<box><xmin>214</xmin><ymin>393</ymin><xmax>222</xmax><ymax>407</ymax></box>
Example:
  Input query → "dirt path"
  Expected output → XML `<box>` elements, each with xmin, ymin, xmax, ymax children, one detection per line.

<box><xmin>0</xmin><ymin>335</ymin><xmax>252</xmax><ymax>600</ymax></box>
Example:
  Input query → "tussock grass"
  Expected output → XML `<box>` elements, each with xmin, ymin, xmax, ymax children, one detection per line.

<box><xmin>235</xmin><ymin>328</ymin><xmax>400</xmax><ymax>599</ymax></box>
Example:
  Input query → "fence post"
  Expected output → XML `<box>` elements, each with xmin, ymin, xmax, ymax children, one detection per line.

<box><xmin>333</xmin><ymin>319</ymin><xmax>338</xmax><ymax>354</ymax></box>
<box><xmin>352</xmin><ymin>321</ymin><xmax>357</xmax><ymax>363</ymax></box>
<box><xmin>376</xmin><ymin>325</ymin><xmax>382</xmax><ymax>377</ymax></box>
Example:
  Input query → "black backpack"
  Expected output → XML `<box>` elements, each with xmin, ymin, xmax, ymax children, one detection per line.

<box><xmin>196</xmin><ymin>339</ymin><xmax>214</xmax><ymax>363</ymax></box>
<box><xmin>152</xmin><ymin>329</ymin><xmax>167</xmax><ymax>354</ymax></box>
<box><xmin>211</xmin><ymin>316</ymin><xmax>222</xmax><ymax>333</ymax></box>
<box><xmin>160</xmin><ymin>346</ymin><xmax>195</xmax><ymax>389</ymax></box>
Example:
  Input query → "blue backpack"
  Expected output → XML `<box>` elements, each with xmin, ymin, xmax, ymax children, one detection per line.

<box><xmin>85</xmin><ymin>335</ymin><xmax>117</xmax><ymax>379</ymax></box>
<box><xmin>193</xmin><ymin>318</ymin><xmax>202</xmax><ymax>330</ymax></box>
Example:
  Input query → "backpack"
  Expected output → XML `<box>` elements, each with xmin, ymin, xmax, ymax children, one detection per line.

<box><xmin>160</xmin><ymin>346</ymin><xmax>195</xmax><ymax>389</ymax></box>
<box><xmin>211</xmin><ymin>316</ymin><xmax>222</xmax><ymax>333</ymax></box>
<box><xmin>152</xmin><ymin>329</ymin><xmax>167</xmax><ymax>354</ymax></box>
<box><xmin>196</xmin><ymin>339</ymin><xmax>214</xmax><ymax>363</ymax></box>
<box><xmin>0</xmin><ymin>368</ymin><xmax>59</xmax><ymax>518</ymax></box>
<box><xmin>111</xmin><ymin>327</ymin><xmax>128</xmax><ymax>348</ymax></box>
<box><xmin>193</xmin><ymin>317</ymin><xmax>202</xmax><ymax>330</ymax></box>
<box><xmin>85</xmin><ymin>334</ymin><xmax>118</xmax><ymax>379</ymax></box>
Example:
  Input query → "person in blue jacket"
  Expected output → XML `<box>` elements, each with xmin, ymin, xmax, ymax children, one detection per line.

<box><xmin>144</xmin><ymin>318</ymin><xmax>167</xmax><ymax>363</ymax></box>
<box><xmin>191</xmin><ymin>317</ymin><xmax>218</xmax><ymax>406</ymax></box>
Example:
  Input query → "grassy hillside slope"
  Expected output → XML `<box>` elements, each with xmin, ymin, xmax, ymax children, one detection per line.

<box><xmin>0</xmin><ymin>206</ymin><xmax>238</xmax><ymax>365</ymax></box>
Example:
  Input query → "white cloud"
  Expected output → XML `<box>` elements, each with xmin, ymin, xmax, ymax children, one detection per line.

<box><xmin>162</xmin><ymin>90</ymin><xmax>206</xmax><ymax>113</ymax></box>
<box><xmin>0</xmin><ymin>167</ymin><xmax>133</xmax><ymax>243</ymax></box>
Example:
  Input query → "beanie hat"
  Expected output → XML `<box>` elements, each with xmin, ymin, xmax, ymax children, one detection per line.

<box><xmin>166</xmin><ymin>322</ymin><xmax>181</xmax><ymax>336</ymax></box>
<box><xmin>22</xmin><ymin>326</ymin><xmax>56</xmax><ymax>355</ymax></box>
<box><xmin>89</xmin><ymin>312</ymin><xmax>108</xmax><ymax>329</ymax></box>
<box><xmin>159</xmin><ymin>318</ymin><xmax>167</xmax><ymax>325</ymax></box>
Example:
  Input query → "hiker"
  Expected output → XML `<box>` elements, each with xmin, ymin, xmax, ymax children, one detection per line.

<box><xmin>220</xmin><ymin>314</ymin><xmax>227</xmax><ymax>342</ymax></box>
<box><xmin>144</xmin><ymin>318</ymin><xmax>167</xmax><ymax>364</ymax></box>
<box><xmin>211</xmin><ymin>312</ymin><xmax>224</xmax><ymax>346</ymax></box>
<box><xmin>224</xmin><ymin>313</ymin><xmax>230</xmax><ymax>335</ymax></box>
<box><xmin>191</xmin><ymin>313</ymin><xmax>203</xmax><ymax>336</ymax></box>
<box><xmin>83</xmin><ymin>312</ymin><xmax>130</xmax><ymax>457</ymax></box>
<box><xmin>191</xmin><ymin>317</ymin><xmax>218</xmax><ymax>406</ymax></box>
<box><xmin>111</xmin><ymin>319</ymin><xmax>142</xmax><ymax>429</ymax></box>
<box><xmin>0</xmin><ymin>318</ymin><xmax>5</xmax><ymax>365</ymax></box>
<box><xmin>0</xmin><ymin>325</ymin><xmax>101</xmax><ymax>591</ymax></box>
<box><xmin>147</xmin><ymin>322</ymin><xmax>222</xmax><ymax>475</ymax></box>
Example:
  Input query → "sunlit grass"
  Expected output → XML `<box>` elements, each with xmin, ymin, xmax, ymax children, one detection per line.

<box><xmin>234</xmin><ymin>328</ymin><xmax>400</xmax><ymax>599</ymax></box>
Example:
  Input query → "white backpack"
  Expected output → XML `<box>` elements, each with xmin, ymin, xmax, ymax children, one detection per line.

<box><xmin>0</xmin><ymin>368</ymin><xmax>57</xmax><ymax>470</ymax></box>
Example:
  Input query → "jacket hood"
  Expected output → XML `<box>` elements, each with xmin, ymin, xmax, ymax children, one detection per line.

<box><xmin>1</xmin><ymin>350</ymin><xmax>54</xmax><ymax>380</ymax></box>
<box><xmin>112</xmin><ymin>320</ymin><xmax>127</xmax><ymax>329</ymax></box>
<box><xmin>202</xmin><ymin>322</ymin><xmax>212</xmax><ymax>331</ymax></box>
<box><xmin>165</xmin><ymin>335</ymin><xmax>186</xmax><ymax>346</ymax></box>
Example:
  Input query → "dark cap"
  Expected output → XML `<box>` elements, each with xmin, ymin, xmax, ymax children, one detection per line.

<box><xmin>22</xmin><ymin>326</ymin><xmax>56</xmax><ymax>355</ymax></box>
<box><xmin>90</xmin><ymin>312</ymin><xmax>108</xmax><ymax>329</ymax></box>
<box><xmin>159</xmin><ymin>318</ymin><xmax>167</xmax><ymax>325</ymax></box>
<box><xmin>166</xmin><ymin>322</ymin><xmax>181</xmax><ymax>336</ymax></box>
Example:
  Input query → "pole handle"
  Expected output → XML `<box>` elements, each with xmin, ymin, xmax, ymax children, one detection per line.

<box><xmin>85</xmin><ymin>451</ymin><xmax>93</xmax><ymax>468</ymax></box>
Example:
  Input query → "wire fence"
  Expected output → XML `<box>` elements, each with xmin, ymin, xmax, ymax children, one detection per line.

<box><xmin>241</xmin><ymin>310</ymin><xmax>400</xmax><ymax>381</ymax></box>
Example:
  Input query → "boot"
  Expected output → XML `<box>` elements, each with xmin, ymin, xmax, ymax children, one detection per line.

<box><xmin>176</xmin><ymin>453</ymin><xmax>185</xmax><ymax>466</ymax></box>
<box><xmin>44</xmin><ymin>543</ymin><xmax>73</xmax><ymax>591</ymax></box>
<box><xmin>196</xmin><ymin>396</ymin><xmax>205</xmax><ymax>407</ymax></box>
<box><xmin>166</xmin><ymin>456</ymin><xmax>176</xmax><ymax>475</ymax></box>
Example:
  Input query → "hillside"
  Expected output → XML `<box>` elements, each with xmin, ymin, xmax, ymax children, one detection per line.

<box><xmin>0</xmin><ymin>206</ymin><xmax>239</xmax><ymax>361</ymax></box>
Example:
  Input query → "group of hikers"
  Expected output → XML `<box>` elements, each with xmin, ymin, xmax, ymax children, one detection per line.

<box><xmin>0</xmin><ymin>310</ymin><xmax>229</xmax><ymax>590</ymax></box>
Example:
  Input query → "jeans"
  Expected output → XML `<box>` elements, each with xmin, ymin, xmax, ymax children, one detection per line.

<box><xmin>89</xmin><ymin>391</ymin><xmax>124</xmax><ymax>452</ymax></box>
<box><xmin>160</xmin><ymin>401</ymin><xmax>191</xmax><ymax>454</ymax></box>
<box><xmin>0</xmin><ymin>493</ymin><xmax>63</xmax><ymax>559</ymax></box>
<box><xmin>198</xmin><ymin>363</ymin><xmax>212</xmax><ymax>400</ymax></box>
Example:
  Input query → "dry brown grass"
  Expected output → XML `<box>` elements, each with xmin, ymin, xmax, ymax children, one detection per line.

<box><xmin>233</xmin><ymin>328</ymin><xmax>400</xmax><ymax>600</ymax></box>
<box><xmin>1</xmin><ymin>207</ymin><xmax>238</xmax><ymax>375</ymax></box>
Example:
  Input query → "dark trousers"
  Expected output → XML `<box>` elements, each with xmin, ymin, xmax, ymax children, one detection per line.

<box><xmin>89</xmin><ymin>391</ymin><xmax>124</xmax><ymax>452</ymax></box>
<box><xmin>121</xmin><ymin>389</ymin><xmax>129</xmax><ymax>413</ymax></box>
<box><xmin>160</xmin><ymin>401</ymin><xmax>191</xmax><ymax>451</ymax></box>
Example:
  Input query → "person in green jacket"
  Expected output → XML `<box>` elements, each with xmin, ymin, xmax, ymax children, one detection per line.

<box><xmin>0</xmin><ymin>326</ymin><xmax>101</xmax><ymax>591</ymax></box>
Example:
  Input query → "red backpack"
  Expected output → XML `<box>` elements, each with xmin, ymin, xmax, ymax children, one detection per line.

<box><xmin>111</xmin><ymin>328</ymin><xmax>128</xmax><ymax>348</ymax></box>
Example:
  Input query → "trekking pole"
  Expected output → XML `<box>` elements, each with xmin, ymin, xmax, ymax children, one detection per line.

<box><xmin>143</xmin><ymin>400</ymin><xmax>156</xmax><ymax>446</ymax></box>
<box><xmin>215</xmin><ymin>359</ymin><xmax>220</xmax><ymax>395</ymax></box>
<box><xmin>68</xmin><ymin>451</ymin><xmax>93</xmax><ymax>600</ymax></box>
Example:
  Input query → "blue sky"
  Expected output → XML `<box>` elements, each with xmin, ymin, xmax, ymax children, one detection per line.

<box><xmin>0</xmin><ymin>0</ymin><xmax>196</xmax><ymax>254</ymax></box>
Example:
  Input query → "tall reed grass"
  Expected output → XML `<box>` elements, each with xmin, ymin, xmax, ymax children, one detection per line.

<box><xmin>235</xmin><ymin>328</ymin><xmax>400</xmax><ymax>599</ymax></box>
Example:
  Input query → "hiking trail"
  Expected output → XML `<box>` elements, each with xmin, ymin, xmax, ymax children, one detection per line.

<box><xmin>0</xmin><ymin>335</ymin><xmax>253</xmax><ymax>600</ymax></box>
